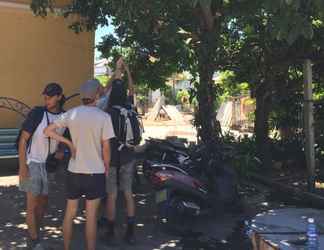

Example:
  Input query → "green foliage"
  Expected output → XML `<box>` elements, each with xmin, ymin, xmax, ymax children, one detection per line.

<box><xmin>176</xmin><ymin>89</ymin><xmax>190</xmax><ymax>105</ymax></box>
<box><xmin>30</xmin><ymin>0</ymin><xmax>324</xmax><ymax>149</ymax></box>
<box><xmin>269</xmin><ymin>92</ymin><xmax>303</xmax><ymax>131</ymax></box>
<box><xmin>135</xmin><ymin>84</ymin><xmax>149</xmax><ymax>103</ymax></box>
<box><xmin>314</xmin><ymin>100</ymin><xmax>324</xmax><ymax>165</ymax></box>
<box><xmin>216</xmin><ymin>71</ymin><xmax>250</xmax><ymax>104</ymax></box>
<box><xmin>247</xmin><ymin>110</ymin><xmax>256</xmax><ymax>124</ymax></box>
<box><xmin>95</xmin><ymin>75</ymin><xmax>109</xmax><ymax>86</ymax></box>
<box><xmin>30</xmin><ymin>0</ymin><xmax>240</xmax><ymax>142</ymax></box>
<box><xmin>270</xmin><ymin>135</ymin><xmax>305</xmax><ymax>166</ymax></box>
<box><xmin>163</xmin><ymin>85</ymin><xmax>177</xmax><ymax>105</ymax></box>
<box><xmin>222</xmin><ymin>133</ymin><xmax>260</xmax><ymax>178</ymax></box>
<box><xmin>98</xmin><ymin>44</ymin><xmax>176</xmax><ymax>90</ymax></box>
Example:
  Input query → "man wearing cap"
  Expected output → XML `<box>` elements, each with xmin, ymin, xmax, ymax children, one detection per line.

<box><xmin>44</xmin><ymin>79</ymin><xmax>115</xmax><ymax>250</ymax></box>
<box><xmin>18</xmin><ymin>82</ymin><xmax>67</xmax><ymax>250</ymax></box>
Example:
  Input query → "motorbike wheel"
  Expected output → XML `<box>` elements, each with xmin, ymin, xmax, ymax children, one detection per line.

<box><xmin>157</xmin><ymin>196</ymin><xmax>196</xmax><ymax>234</ymax></box>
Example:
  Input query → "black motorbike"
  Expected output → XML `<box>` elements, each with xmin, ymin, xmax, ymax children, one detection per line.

<box><xmin>143</xmin><ymin>138</ymin><xmax>206</xmax><ymax>177</ymax></box>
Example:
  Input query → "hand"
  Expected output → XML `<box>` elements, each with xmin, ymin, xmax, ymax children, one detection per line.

<box><xmin>19</xmin><ymin>166</ymin><xmax>29</xmax><ymax>183</ymax></box>
<box><xmin>105</xmin><ymin>166</ymin><xmax>110</xmax><ymax>177</ymax></box>
<box><xmin>54</xmin><ymin>151</ymin><xmax>65</xmax><ymax>161</ymax></box>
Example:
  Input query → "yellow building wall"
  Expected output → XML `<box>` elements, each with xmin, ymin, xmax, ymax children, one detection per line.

<box><xmin>6</xmin><ymin>0</ymin><xmax>71</xmax><ymax>8</ymax></box>
<box><xmin>0</xmin><ymin>1</ymin><xmax>94</xmax><ymax>128</ymax></box>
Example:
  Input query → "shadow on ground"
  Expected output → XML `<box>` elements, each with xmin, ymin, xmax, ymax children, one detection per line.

<box><xmin>0</xmin><ymin>160</ymin><xmax>248</xmax><ymax>250</ymax></box>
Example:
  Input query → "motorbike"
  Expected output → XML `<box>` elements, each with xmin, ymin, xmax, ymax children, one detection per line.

<box><xmin>145</xmin><ymin>154</ymin><xmax>239</xmax><ymax>222</ymax></box>
<box><xmin>143</xmin><ymin>138</ymin><xmax>206</xmax><ymax>177</ymax></box>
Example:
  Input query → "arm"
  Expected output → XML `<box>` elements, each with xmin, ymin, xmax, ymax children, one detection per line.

<box><xmin>102</xmin><ymin>139</ymin><xmax>111</xmax><ymax>176</ymax></box>
<box><xmin>123</xmin><ymin>63</ymin><xmax>135</xmax><ymax>96</ymax></box>
<box><xmin>113</xmin><ymin>57</ymin><xmax>124</xmax><ymax>80</ymax></box>
<box><xmin>102</xmin><ymin>57</ymin><xmax>124</xmax><ymax>94</ymax></box>
<box><xmin>18</xmin><ymin>131</ymin><xmax>31</xmax><ymax>182</ymax></box>
<box><xmin>18</xmin><ymin>107</ymin><xmax>42</xmax><ymax>182</ymax></box>
<box><xmin>44</xmin><ymin>124</ymin><xmax>75</xmax><ymax>158</ymax></box>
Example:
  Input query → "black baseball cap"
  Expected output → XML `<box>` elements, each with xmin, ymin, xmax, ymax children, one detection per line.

<box><xmin>42</xmin><ymin>82</ymin><xmax>63</xmax><ymax>96</ymax></box>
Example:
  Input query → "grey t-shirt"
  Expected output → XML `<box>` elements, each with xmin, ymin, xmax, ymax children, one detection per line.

<box><xmin>54</xmin><ymin>105</ymin><xmax>115</xmax><ymax>174</ymax></box>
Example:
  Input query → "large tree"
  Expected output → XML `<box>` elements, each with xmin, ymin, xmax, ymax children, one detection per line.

<box><xmin>31</xmin><ymin>0</ymin><xmax>324</xmax><ymax>151</ymax></box>
<box><xmin>31</xmin><ymin>0</ymin><xmax>239</xmax><ymax>143</ymax></box>
<box><xmin>225</xmin><ymin>0</ymin><xmax>324</xmax><ymax>167</ymax></box>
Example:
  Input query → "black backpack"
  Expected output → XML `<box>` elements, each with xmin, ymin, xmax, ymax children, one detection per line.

<box><xmin>15</xmin><ymin>106</ymin><xmax>46</xmax><ymax>150</ymax></box>
<box><xmin>110</xmin><ymin>105</ymin><xmax>143</xmax><ymax>150</ymax></box>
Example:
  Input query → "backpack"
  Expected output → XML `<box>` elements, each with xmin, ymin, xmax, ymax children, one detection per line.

<box><xmin>111</xmin><ymin>105</ymin><xmax>143</xmax><ymax>151</ymax></box>
<box><xmin>15</xmin><ymin>106</ymin><xmax>46</xmax><ymax>150</ymax></box>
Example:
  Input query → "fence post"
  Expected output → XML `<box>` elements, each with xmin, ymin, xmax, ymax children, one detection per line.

<box><xmin>303</xmin><ymin>59</ymin><xmax>315</xmax><ymax>192</ymax></box>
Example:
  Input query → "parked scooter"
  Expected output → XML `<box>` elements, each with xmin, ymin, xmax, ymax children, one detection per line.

<box><xmin>144</xmin><ymin>138</ymin><xmax>192</xmax><ymax>164</ymax></box>
<box><xmin>146</xmin><ymin>155</ymin><xmax>239</xmax><ymax>222</ymax></box>
<box><xmin>143</xmin><ymin>138</ymin><xmax>206</xmax><ymax>176</ymax></box>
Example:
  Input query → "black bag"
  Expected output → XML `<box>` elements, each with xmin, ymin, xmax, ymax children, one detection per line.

<box><xmin>111</xmin><ymin>105</ymin><xmax>143</xmax><ymax>150</ymax></box>
<box><xmin>45</xmin><ymin>153</ymin><xmax>59</xmax><ymax>173</ymax></box>
<box><xmin>45</xmin><ymin>111</ymin><xmax>59</xmax><ymax>173</ymax></box>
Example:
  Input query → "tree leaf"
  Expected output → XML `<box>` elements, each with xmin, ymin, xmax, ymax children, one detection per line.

<box><xmin>199</xmin><ymin>0</ymin><xmax>211</xmax><ymax>8</ymax></box>
<box><xmin>302</xmin><ymin>23</ymin><xmax>314</xmax><ymax>39</ymax></box>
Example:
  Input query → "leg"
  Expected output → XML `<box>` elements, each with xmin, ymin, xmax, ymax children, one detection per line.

<box><xmin>120</xmin><ymin>162</ymin><xmax>136</xmax><ymax>244</ymax></box>
<box><xmin>124</xmin><ymin>192</ymin><xmax>135</xmax><ymax>218</ymax></box>
<box><xmin>120</xmin><ymin>162</ymin><xmax>136</xmax><ymax>218</ymax></box>
<box><xmin>26</xmin><ymin>192</ymin><xmax>40</xmax><ymax>240</ymax></box>
<box><xmin>106</xmin><ymin>192</ymin><xmax>117</xmax><ymax>221</ymax></box>
<box><xmin>97</xmin><ymin>196</ymin><xmax>107</xmax><ymax>220</ymax></box>
<box><xmin>123</xmin><ymin>192</ymin><xmax>136</xmax><ymax>244</ymax></box>
<box><xmin>105</xmin><ymin>167</ymin><xmax>118</xmax><ymax>221</ymax></box>
<box><xmin>20</xmin><ymin>162</ymin><xmax>43</xmax><ymax>241</ymax></box>
<box><xmin>35</xmin><ymin>195</ymin><xmax>48</xmax><ymax>232</ymax></box>
<box><xmin>104</xmin><ymin>168</ymin><xmax>118</xmax><ymax>244</ymax></box>
<box><xmin>63</xmin><ymin>199</ymin><xmax>79</xmax><ymax>250</ymax></box>
<box><xmin>85</xmin><ymin>199</ymin><xmax>101</xmax><ymax>250</ymax></box>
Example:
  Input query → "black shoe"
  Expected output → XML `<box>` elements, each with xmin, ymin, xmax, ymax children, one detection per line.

<box><xmin>104</xmin><ymin>231</ymin><xmax>118</xmax><ymax>246</ymax></box>
<box><xmin>124</xmin><ymin>225</ymin><xmax>136</xmax><ymax>245</ymax></box>
<box><xmin>103</xmin><ymin>220</ymin><xmax>118</xmax><ymax>246</ymax></box>
<box><xmin>124</xmin><ymin>233</ymin><xmax>136</xmax><ymax>245</ymax></box>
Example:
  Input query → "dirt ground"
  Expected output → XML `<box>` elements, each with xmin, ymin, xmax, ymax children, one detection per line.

<box><xmin>0</xmin><ymin>121</ymin><xmax>249</xmax><ymax>250</ymax></box>
<box><xmin>0</xmin><ymin>161</ymin><xmax>247</xmax><ymax>250</ymax></box>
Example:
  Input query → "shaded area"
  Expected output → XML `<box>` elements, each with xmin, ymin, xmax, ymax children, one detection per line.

<box><xmin>2</xmin><ymin>158</ymin><xmax>305</xmax><ymax>249</ymax></box>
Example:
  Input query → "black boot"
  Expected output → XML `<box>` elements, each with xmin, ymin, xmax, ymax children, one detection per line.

<box><xmin>105</xmin><ymin>220</ymin><xmax>118</xmax><ymax>246</ymax></box>
<box><xmin>97</xmin><ymin>216</ymin><xmax>109</xmax><ymax>228</ymax></box>
<box><xmin>124</xmin><ymin>222</ymin><xmax>136</xmax><ymax>245</ymax></box>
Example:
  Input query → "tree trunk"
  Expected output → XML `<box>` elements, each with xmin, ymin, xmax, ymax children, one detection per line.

<box><xmin>255</xmin><ymin>87</ymin><xmax>272</xmax><ymax>169</ymax></box>
<box><xmin>196</xmin><ymin>63</ymin><xmax>218</xmax><ymax>143</ymax></box>
<box><xmin>194</xmin><ymin>9</ymin><xmax>221</xmax><ymax>144</ymax></box>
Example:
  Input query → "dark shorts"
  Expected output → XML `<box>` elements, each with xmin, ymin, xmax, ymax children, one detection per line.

<box><xmin>66</xmin><ymin>171</ymin><xmax>106</xmax><ymax>200</ymax></box>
